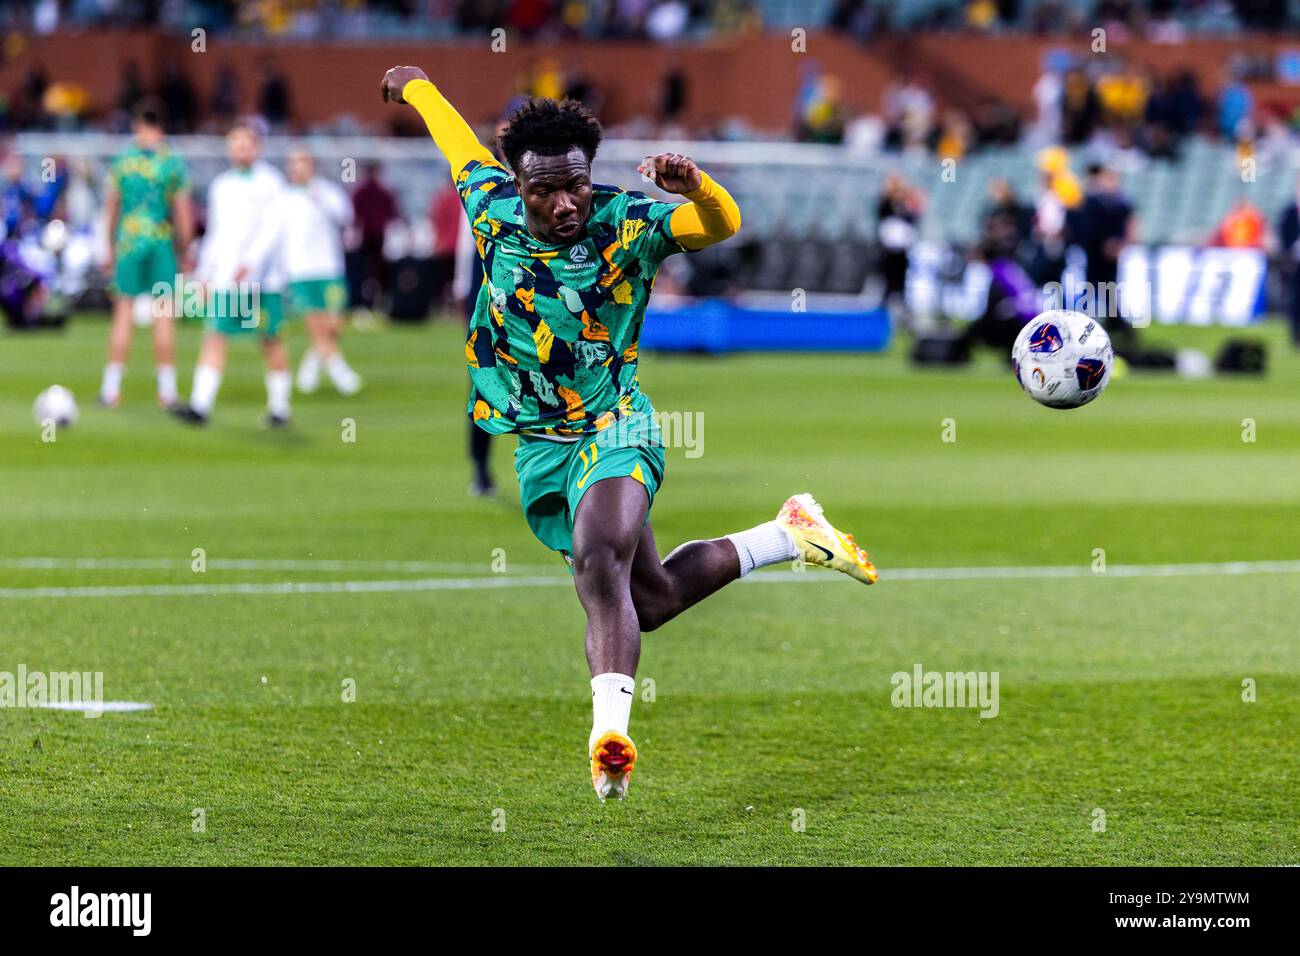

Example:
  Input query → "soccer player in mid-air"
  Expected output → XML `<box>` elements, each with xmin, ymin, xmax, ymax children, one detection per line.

<box><xmin>99</xmin><ymin>99</ymin><xmax>193</xmax><ymax>409</ymax></box>
<box><xmin>382</xmin><ymin>66</ymin><xmax>878</xmax><ymax>801</ymax></box>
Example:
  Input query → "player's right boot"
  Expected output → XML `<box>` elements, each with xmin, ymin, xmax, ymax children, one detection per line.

<box><xmin>329</xmin><ymin>364</ymin><xmax>363</xmax><ymax>397</ymax></box>
<box><xmin>590</xmin><ymin>731</ymin><xmax>637</xmax><ymax>802</ymax></box>
<box><xmin>775</xmin><ymin>492</ymin><xmax>878</xmax><ymax>584</ymax></box>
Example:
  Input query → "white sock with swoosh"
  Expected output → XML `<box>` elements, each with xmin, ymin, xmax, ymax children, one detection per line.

<box><xmin>590</xmin><ymin>673</ymin><xmax>635</xmax><ymax>754</ymax></box>
<box><xmin>725</xmin><ymin>521</ymin><xmax>798</xmax><ymax>577</ymax></box>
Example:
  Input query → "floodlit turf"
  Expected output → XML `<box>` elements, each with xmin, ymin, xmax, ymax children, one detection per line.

<box><xmin>2</xmin><ymin>313</ymin><xmax>1298</xmax><ymax>865</ymax></box>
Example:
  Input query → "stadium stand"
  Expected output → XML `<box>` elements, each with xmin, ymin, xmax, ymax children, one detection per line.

<box><xmin>4</xmin><ymin>4</ymin><xmax>1298</xmax><ymax>313</ymax></box>
<box><xmin>9</xmin><ymin>132</ymin><xmax>1293</xmax><ymax>285</ymax></box>
<box><xmin>9</xmin><ymin>0</ymin><xmax>1300</xmax><ymax>38</ymax></box>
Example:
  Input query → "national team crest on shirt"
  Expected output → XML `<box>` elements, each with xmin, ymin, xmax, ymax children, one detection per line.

<box><xmin>569</xmin><ymin>244</ymin><xmax>590</xmax><ymax>264</ymax></box>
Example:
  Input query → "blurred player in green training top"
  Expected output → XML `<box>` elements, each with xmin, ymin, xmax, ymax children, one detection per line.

<box><xmin>99</xmin><ymin>98</ymin><xmax>193</xmax><ymax>409</ymax></box>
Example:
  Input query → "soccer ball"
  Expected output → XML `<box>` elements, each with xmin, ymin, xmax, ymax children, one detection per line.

<box><xmin>1011</xmin><ymin>310</ymin><xmax>1113</xmax><ymax>409</ymax></box>
<box><xmin>34</xmin><ymin>385</ymin><xmax>79</xmax><ymax>428</ymax></box>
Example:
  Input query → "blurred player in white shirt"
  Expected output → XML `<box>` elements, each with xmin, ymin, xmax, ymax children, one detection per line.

<box><xmin>281</xmin><ymin>148</ymin><xmax>362</xmax><ymax>396</ymax></box>
<box><xmin>173</xmin><ymin>121</ymin><xmax>294</xmax><ymax>427</ymax></box>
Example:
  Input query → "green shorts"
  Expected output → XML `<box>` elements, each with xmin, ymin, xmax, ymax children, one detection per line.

<box><xmin>112</xmin><ymin>239</ymin><xmax>177</xmax><ymax>297</ymax></box>
<box><xmin>288</xmin><ymin>277</ymin><xmax>348</xmax><ymax>316</ymax></box>
<box><xmin>204</xmin><ymin>289</ymin><xmax>285</xmax><ymax>338</ymax></box>
<box><xmin>513</xmin><ymin>407</ymin><xmax>666</xmax><ymax>559</ymax></box>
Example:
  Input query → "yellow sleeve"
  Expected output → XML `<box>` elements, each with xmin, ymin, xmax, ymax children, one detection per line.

<box><xmin>403</xmin><ymin>79</ymin><xmax>503</xmax><ymax>179</ymax></box>
<box><xmin>667</xmin><ymin>172</ymin><xmax>742</xmax><ymax>251</ymax></box>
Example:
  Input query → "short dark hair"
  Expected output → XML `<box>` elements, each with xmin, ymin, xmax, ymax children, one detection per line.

<box><xmin>228</xmin><ymin>117</ymin><xmax>264</xmax><ymax>140</ymax></box>
<box><xmin>133</xmin><ymin>97</ymin><xmax>166</xmax><ymax>129</ymax></box>
<box><xmin>498</xmin><ymin>98</ymin><xmax>602</xmax><ymax>173</ymax></box>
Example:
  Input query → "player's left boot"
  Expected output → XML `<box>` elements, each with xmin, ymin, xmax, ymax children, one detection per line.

<box><xmin>468</xmin><ymin>481</ymin><xmax>497</xmax><ymax>498</ymax></box>
<box><xmin>170</xmin><ymin>403</ymin><xmax>208</xmax><ymax>426</ymax></box>
<box><xmin>590</xmin><ymin>731</ymin><xmax>637</xmax><ymax>802</ymax></box>
<box><xmin>775</xmin><ymin>492</ymin><xmax>878</xmax><ymax>584</ymax></box>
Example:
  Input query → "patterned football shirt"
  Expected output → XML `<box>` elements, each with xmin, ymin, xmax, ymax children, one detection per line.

<box><xmin>457</xmin><ymin>158</ymin><xmax>685</xmax><ymax>437</ymax></box>
<box><xmin>107</xmin><ymin>145</ymin><xmax>189</xmax><ymax>252</ymax></box>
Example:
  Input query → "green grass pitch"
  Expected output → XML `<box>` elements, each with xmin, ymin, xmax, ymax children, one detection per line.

<box><xmin>2</xmin><ymin>313</ymin><xmax>1298</xmax><ymax>865</ymax></box>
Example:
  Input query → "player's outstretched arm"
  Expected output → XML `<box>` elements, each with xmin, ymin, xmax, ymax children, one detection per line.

<box><xmin>645</xmin><ymin>153</ymin><xmax>741</xmax><ymax>251</ymax></box>
<box><xmin>381</xmin><ymin>66</ymin><xmax>501</xmax><ymax>178</ymax></box>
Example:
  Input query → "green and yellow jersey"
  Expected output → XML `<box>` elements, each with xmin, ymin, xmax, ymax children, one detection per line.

<box><xmin>108</xmin><ymin>144</ymin><xmax>189</xmax><ymax>251</ymax></box>
<box><xmin>458</xmin><ymin>158</ymin><xmax>685</xmax><ymax>436</ymax></box>
<box><xmin>404</xmin><ymin>79</ymin><xmax>740</xmax><ymax>438</ymax></box>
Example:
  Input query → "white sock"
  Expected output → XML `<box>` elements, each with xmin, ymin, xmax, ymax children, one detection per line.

<box><xmin>100</xmin><ymin>362</ymin><xmax>123</xmax><ymax>400</ymax></box>
<box><xmin>156</xmin><ymin>365</ymin><xmax>177</xmax><ymax>404</ymax></box>
<box><xmin>725</xmin><ymin>521</ymin><xmax>798</xmax><ymax>576</ymax></box>
<box><xmin>190</xmin><ymin>364</ymin><xmax>221</xmax><ymax>415</ymax></box>
<box><xmin>590</xmin><ymin>672</ymin><xmax>635</xmax><ymax>753</ymax></box>
<box><xmin>325</xmin><ymin>351</ymin><xmax>355</xmax><ymax>382</ymax></box>
<box><xmin>265</xmin><ymin>370</ymin><xmax>292</xmax><ymax>417</ymax></box>
<box><xmin>298</xmin><ymin>347</ymin><xmax>320</xmax><ymax>374</ymax></box>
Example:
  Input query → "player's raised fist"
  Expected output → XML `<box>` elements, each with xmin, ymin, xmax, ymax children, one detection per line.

<box><xmin>380</xmin><ymin>66</ymin><xmax>429</xmax><ymax>104</ymax></box>
<box><xmin>645</xmin><ymin>153</ymin><xmax>702</xmax><ymax>195</ymax></box>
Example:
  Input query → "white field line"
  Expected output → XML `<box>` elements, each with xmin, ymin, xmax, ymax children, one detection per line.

<box><xmin>38</xmin><ymin>701</ymin><xmax>154</xmax><ymax>713</ymax></box>
<box><xmin>0</xmin><ymin>557</ymin><xmax>559</xmax><ymax>573</ymax></box>
<box><xmin>773</xmin><ymin>559</ymin><xmax>1300</xmax><ymax>582</ymax></box>
<box><xmin>0</xmin><ymin>576</ymin><xmax>569</xmax><ymax>600</ymax></box>
<box><xmin>0</xmin><ymin>559</ymin><xmax>1298</xmax><ymax>600</ymax></box>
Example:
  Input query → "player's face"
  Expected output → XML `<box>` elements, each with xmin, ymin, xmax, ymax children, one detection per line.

<box><xmin>226</xmin><ymin>129</ymin><xmax>258</xmax><ymax>168</ymax></box>
<box><xmin>133</xmin><ymin>121</ymin><xmax>163</xmax><ymax>148</ymax></box>
<box><xmin>516</xmin><ymin>147</ymin><xmax>592</xmax><ymax>244</ymax></box>
<box><xmin>287</xmin><ymin>153</ymin><xmax>313</xmax><ymax>184</ymax></box>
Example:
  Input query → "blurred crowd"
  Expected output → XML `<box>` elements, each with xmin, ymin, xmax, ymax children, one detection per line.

<box><xmin>1</xmin><ymin>0</ymin><xmax>1297</xmax><ymax>160</ymax></box>
<box><xmin>831</xmin><ymin>0</ymin><xmax>1294</xmax><ymax>37</ymax></box>
<box><xmin>4</xmin><ymin>0</ymin><xmax>1298</xmax><ymax>38</ymax></box>
<box><xmin>794</xmin><ymin>67</ymin><xmax>1024</xmax><ymax>151</ymax></box>
<box><xmin>876</xmin><ymin>140</ymin><xmax>1300</xmax><ymax>353</ymax></box>
<box><xmin>0</xmin><ymin>0</ymin><xmax>764</xmax><ymax>41</ymax></box>
<box><xmin>1</xmin><ymin>58</ymin><xmax>297</xmax><ymax>136</ymax></box>
<box><xmin>5</xmin><ymin>0</ymin><xmax>1300</xmax><ymax>340</ymax></box>
<box><xmin>2</xmin><ymin>52</ymin><xmax>701</xmax><ymax>139</ymax></box>
<box><xmin>0</xmin><ymin>135</ymin><xmax>451</xmax><ymax>328</ymax></box>
<box><xmin>797</xmin><ymin>54</ymin><xmax>1288</xmax><ymax>175</ymax></box>
<box><xmin>7</xmin><ymin>40</ymin><xmax>1289</xmax><ymax>165</ymax></box>
<box><xmin>1023</xmin><ymin>55</ymin><xmax>1288</xmax><ymax>168</ymax></box>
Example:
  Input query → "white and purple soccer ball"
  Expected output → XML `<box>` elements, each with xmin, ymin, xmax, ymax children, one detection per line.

<box><xmin>1011</xmin><ymin>310</ymin><xmax>1113</xmax><ymax>410</ymax></box>
<box><xmin>33</xmin><ymin>385</ymin><xmax>79</xmax><ymax>428</ymax></box>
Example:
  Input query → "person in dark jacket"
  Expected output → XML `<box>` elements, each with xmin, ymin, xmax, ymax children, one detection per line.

<box><xmin>351</xmin><ymin>162</ymin><xmax>399</xmax><ymax>310</ymax></box>
<box><xmin>1275</xmin><ymin>182</ymin><xmax>1300</xmax><ymax>346</ymax></box>
<box><xmin>1072</xmin><ymin>164</ymin><xmax>1136</xmax><ymax>349</ymax></box>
